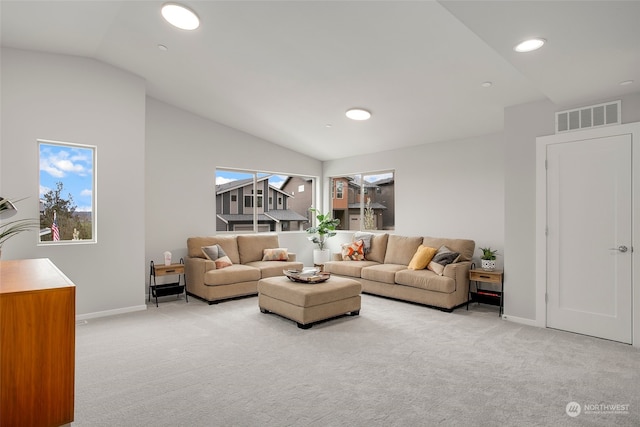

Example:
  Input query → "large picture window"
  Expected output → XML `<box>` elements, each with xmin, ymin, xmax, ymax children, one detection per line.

<box><xmin>215</xmin><ymin>169</ymin><xmax>315</xmax><ymax>233</ymax></box>
<box><xmin>38</xmin><ymin>140</ymin><xmax>96</xmax><ymax>243</ymax></box>
<box><xmin>330</xmin><ymin>171</ymin><xmax>394</xmax><ymax>231</ymax></box>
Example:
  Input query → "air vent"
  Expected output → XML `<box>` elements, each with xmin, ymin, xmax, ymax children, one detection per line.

<box><xmin>555</xmin><ymin>100</ymin><xmax>621</xmax><ymax>133</ymax></box>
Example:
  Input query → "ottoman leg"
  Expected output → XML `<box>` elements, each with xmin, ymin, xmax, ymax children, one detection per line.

<box><xmin>260</xmin><ymin>307</ymin><xmax>269</xmax><ymax>313</ymax></box>
<box><xmin>297</xmin><ymin>322</ymin><xmax>312</xmax><ymax>329</ymax></box>
<box><xmin>350</xmin><ymin>310</ymin><xmax>360</xmax><ymax>316</ymax></box>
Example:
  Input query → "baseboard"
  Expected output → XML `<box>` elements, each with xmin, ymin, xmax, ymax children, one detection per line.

<box><xmin>501</xmin><ymin>313</ymin><xmax>540</xmax><ymax>327</ymax></box>
<box><xmin>76</xmin><ymin>304</ymin><xmax>147</xmax><ymax>321</ymax></box>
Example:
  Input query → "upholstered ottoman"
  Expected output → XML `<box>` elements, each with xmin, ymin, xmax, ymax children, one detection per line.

<box><xmin>258</xmin><ymin>276</ymin><xmax>362</xmax><ymax>329</ymax></box>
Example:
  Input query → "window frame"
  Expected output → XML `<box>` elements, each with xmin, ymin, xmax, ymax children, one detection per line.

<box><xmin>37</xmin><ymin>139</ymin><xmax>97</xmax><ymax>245</ymax></box>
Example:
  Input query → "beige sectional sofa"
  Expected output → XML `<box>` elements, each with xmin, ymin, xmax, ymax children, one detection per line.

<box><xmin>185</xmin><ymin>234</ymin><xmax>303</xmax><ymax>304</ymax></box>
<box><xmin>323</xmin><ymin>233</ymin><xmax>475</xmax><ymax>311</ymax></box>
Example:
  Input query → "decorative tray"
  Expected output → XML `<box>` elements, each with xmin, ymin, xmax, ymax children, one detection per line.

<box><xmin>283</xmin><ymin>269</ymin><xmax>331</xmax><ymax>284</ymax></box>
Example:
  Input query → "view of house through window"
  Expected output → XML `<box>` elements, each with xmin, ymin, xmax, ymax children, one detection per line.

<box><xmin>330</xmin><ymin>171</ymin><xmax>394</xmax><ymax>231</ymax></box>
<box><xmin>38</xmin><ymin>140</ymin><xmax>96</xmax><ymax>243</ymax></box>
<box><xmin>215</xmin><ymin>169</ymin><xmax>315</xmax><ymax>232</ymax></box>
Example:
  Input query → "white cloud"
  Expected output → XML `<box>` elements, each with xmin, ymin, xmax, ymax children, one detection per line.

<box><xmin>39</xmin><ymin>185</ymin><xmax>51</xmax><ymax>197</ymax></box>
<box><xmin>75</xmin><ymin>205</ymin><xmax>92</xmax><ymax>212</ymax></box>
<box><xmin>216</xmin><ymin>177</ymin><xmax>235</xmax><ymax>185</ymax></box>
<box><xmin>40</xmin><ymin>148</ymin><xmax>89</xmax><ymax>178</ymax></box>
<box><xmin>80</xmin><ymin>189</ymin><xmax>92</xmax><ymax>197</ymax></box>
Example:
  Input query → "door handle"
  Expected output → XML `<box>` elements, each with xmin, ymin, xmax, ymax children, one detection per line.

<box><xmin>609</xmin><ymin>245</ymin><xmax>628</xmax><ymax>253</ymax></box>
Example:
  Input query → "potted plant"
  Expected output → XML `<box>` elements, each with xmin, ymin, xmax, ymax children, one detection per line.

<box><xmin>0</xmin><ymin>197</ymin><xmax>39</xmax><ymax>258</ymax></box>
<box><xmin>479</xmin><ymin>247</ymin><xmax>498</xmax><ymax>271</ymax></box>
<box><xmin>306</xmin><ymin>208</ymin><xmax>340</xmax><ymax>265</ymax></box>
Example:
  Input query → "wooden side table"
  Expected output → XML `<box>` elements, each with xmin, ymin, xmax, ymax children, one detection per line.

<box><xmin>468</xmin><ymin>267</ymin><xmax>504</xmax><ymax>316</ymax></box>
<box><xmin>149</xmin><ymin>258</ymin><xmax>187</xmax><ymax>307</ymax></box>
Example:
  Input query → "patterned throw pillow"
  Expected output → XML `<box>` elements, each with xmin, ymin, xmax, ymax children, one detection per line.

<box><xmin>202</xmin><ymin>244</ymin><xmax>233</xmax><ymax>269</ymax></box>
<box><xmin>427</xmin><ymin>245</ymin><xmax>460</xmax><ymax>275</ymax></box>
<box><xmin>353</xmin><ymin>232</ymin><xmax>374</xmax><ymax>254</ymax></box>
<box><xmin>341</xmin><ymin>239</ymin><xmax>365</xmax><ymax>261</ymax></box>
<box><xmin>262</xmin><ymin>248</ymin><xmax>289</xmax><ymax>261</ymax></box>
<box><xmin>214</xmin><ymin>256</ymin><xmax>233</xmax><ymax>269</ymax></box>
<box><xmin>408</xmin><ymin>245</ymin><xmax>438</xmax><ymax>270</ymax></box>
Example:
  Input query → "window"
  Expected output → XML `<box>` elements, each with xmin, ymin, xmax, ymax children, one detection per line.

<box><xmin>38</xmin><ymin>140</ymin><xmax>96</xmax><ymax>243</ymax></box>
<box><xmin>330</xmin><ymin>171</ymin><xmax>394</xmax><ymax>231</ymax></box>
<box><xmin>215</xmin><ymin>169</ymin><xmax>315</xmax><ymax>233</ymax></box>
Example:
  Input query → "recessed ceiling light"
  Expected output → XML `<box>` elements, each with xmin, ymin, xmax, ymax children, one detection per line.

<box><xmin>158</xmin><ymin>44</ymin><xmax>168</xmax><ymax>51</ymax></box>
<box><xmin>345</xmin><ymin>108</ymin><xmax>371</xmax><ymax>121</ymax></box>
<box><xmin>481</xmin><ymin>81</ymin><xmax>492</xmax><ymax>88</ymax></box>
<box><xmin>619</xmin><ymin>80</ymin><xmax>634</xmax><ymax>86</ymax></box>
<box><xmin>514</xmin><ymin>38</ymin><xmax>545</xmax><ymax>53</ymax></box>
<box><xmin>161</xmin><ymin>3</ymin><xmax>200</xmax><ymax>30</ymax></box>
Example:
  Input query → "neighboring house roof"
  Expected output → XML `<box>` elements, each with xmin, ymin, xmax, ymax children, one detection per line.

<box><xmin>216</xmin><ymin>176</ymin><xmax>270</xmax><ymax>194</ymax></box>
<box><xmin>216</xmin><ymin>210</ymin><xmax>307</xmax><ymax>223</ymax></box>
<box><xmin>216</xmin><ymin>176</ymin><xmax>294</xmax><ymax>198</ymax></box>
<box><xmin>371</xmin><ymin>177</ymin><xmax>394</xmax><ymax>186</ymax></box>
<box><xmin>265</xmin><ymin>210</ymin><xmax>309</xmax><ymax>222</ymax></box>
<box><xmin>348</xmin><ymin>202</ymin><xmax>387</xmax><ymax>210</ymax></box>
<box><xmin>217</xmin><ymin>214</ymin><xmax>271</xmax><ymax>223</ymax></box>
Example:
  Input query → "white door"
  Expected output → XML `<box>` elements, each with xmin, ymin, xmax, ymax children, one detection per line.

<box><xmin>546</xmin><ymin>134</ymin><xmax>632</xmax><ymax>343</ymax></box>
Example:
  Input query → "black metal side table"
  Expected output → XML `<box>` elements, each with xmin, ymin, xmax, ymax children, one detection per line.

<box><xmin>149</xmin><ymin>258</ymin><xmax>188</xmax><ymax>307</ymax></box>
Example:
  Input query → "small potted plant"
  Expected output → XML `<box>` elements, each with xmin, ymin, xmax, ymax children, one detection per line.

<box><xmin>306</xmin><ymin>208</ymin><xmax>340</xmax><ymax>265</ymax></box>
<box><xmin>479</xmin><ymin>247</ymin><xmax>498</xmax><ymax>271</ymax></box>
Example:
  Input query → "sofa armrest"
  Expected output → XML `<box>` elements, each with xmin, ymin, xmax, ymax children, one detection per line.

<box><xmin>287</xmin><ymin>252</ymin><xmax>297</xmax><ymax>262</ymax></box>
<box><xmin>185</xmin><ymin>256</ymin><xmax>216</xmax><ymax>288</ymax></box>
<box><xmin>443</xmin><ymin>261</ymin><xmax>472</xmax><ymax>291</ymax></box>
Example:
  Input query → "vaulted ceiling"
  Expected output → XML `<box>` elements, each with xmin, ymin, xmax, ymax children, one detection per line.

<box><xmin>2</xmin><ymin>1</ymin><xmax>638</xmax><ymax>160</ymax></box>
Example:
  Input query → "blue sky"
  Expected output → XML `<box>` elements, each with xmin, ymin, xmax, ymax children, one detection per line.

<box><xmin>39</xmin><ymin>142</ymin><xmax>94</xmax><ymax>212</ymax></box>
<box><xmin>215</xmin><ymin>170</ymin><xmax>287</xmax><ymax>188</ymax></box>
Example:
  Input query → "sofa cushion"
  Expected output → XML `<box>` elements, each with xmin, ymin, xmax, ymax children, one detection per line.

<box><xmin>361</xmin><ymin>264</ymin><xmax>407</xmax><ymax>284</ymax></box>
<box><xmin>427</xmin><ymin>246</ymin><xmax>460</xmax><ymax>275</ymax></box>
<box><xmin>422</xmin><ymin>236</ymin><xmax>475</xmax><ymax>262</ymax></box>
<box><xmin>395</xmin><ymin>269</ymin><xmax>456</xmax><ymax>293</ymax></box>
<box><xmin>237</xmin><ymin>234</ymin><xmax>280</xmax><ymax>264</ymax></box>
<box><xmin>366</xmin><ymin>233</ymin><xmax>388</xmax><ymax>263</ymax></box>
<box><xmin>188</xmin><ymin>236</ymin><xmax>240</xmax><ymax>264</ymax></box>
<box><xmin>341</xmin><ymin>240</ymin><xmax>365</xmax><ymax>261</ymax></box>
<box><xmin>203</xmin><ymin>264</ymin><xmax>261</xmax><ymax>286</ymax></box>
<box><xmin>245</xmin><ymin>260</ymin><xmax>304</xmax><ymax>279</ymax></box>
<box><xmin>353</xmin><ymin>232</ymin><xmax>374</xmax><ymax>254</ymax></box>
<box><xmin>262</xmin><ymin>248</ymin><xmax>289</xmax><ymax>261</ymax></box>
<box><xmin>323</xmin><ymin>260</ymin><xmax>379</xmax><ymax>278</ymax></box>
<box><xmin>383</xmin><ymin>235</ymin><xmax>423</xmax><ymax>265</ymax></box>
<box><xmin>407</xmin><ymin>245</ymin><xmax>438</xmax><ymax>270</ymax></box>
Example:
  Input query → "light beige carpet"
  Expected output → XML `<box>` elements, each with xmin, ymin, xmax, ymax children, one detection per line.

<box><xmin>74</xmin><ymin>293</ymin><xmax>639</xmax><ymax>426</ymax></box>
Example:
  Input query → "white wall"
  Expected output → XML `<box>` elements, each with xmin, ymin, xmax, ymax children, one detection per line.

<box><xmin>0</xmin><ymin>48</ymin><xmax>146</xmax><ymax>317</ymax></box>
<box><xmin>144</xmin><ymin>98</ymin><xmax>323</xmax><ymax>274</ymax></box>
<box><xmin>323</xmin><ymin>133</ymin><xmax>505</xmax><ymax>265</ymax></box>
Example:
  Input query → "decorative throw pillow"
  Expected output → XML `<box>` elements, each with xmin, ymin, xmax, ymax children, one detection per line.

<box><xmin>214</xmin><ymin>256</ymin><xmax>233</xmax><ymax>269</ymax></box>
<box><xmin>201</xmin><ymin>245</ymin><xmax>220</xmax><ymax>261</ymax></box>
<box><xmin>407</xmin><ymin>245</ymin><xmax>438</xmax><ymax>270</ymax></box>
<box><xmin>427</xmin><ymin>245</ymin><xmax>460</xmax><ymax>275</ymax></box>
<box><xmin>202</xmin><ymin>244</ymin><xmax>233</xmax><ymax>269</ymax></box>
<box><xmin>262</xmin><ymin>248</ymin><xmax>289</xmax><ymax>261</ymax></box>
<box><xmin>353</xmin><ymin>232</ymin><xmax>374</xmax><ymax>254</ymax></box>
<box><xmin>341</xmin><ymin>239</ymin><xmax>365</xmax><ymax>261</ymax></box>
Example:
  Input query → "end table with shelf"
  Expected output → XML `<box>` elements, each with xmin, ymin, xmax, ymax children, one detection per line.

<box><xmin>149</xmin><ymin>258</ymin><xmax>188</xmax><ymax>307</ymax></box>
<box><xmin>467</xmin><ymin>267</ymin><xmax>503</xmax><ymax>316</ymax></box>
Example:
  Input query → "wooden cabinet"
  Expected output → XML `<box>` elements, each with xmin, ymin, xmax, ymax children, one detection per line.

<box><xmin>1</xmin><ymin>258</ymin><xmax>75</xmax><ymax>427</ymax></box>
